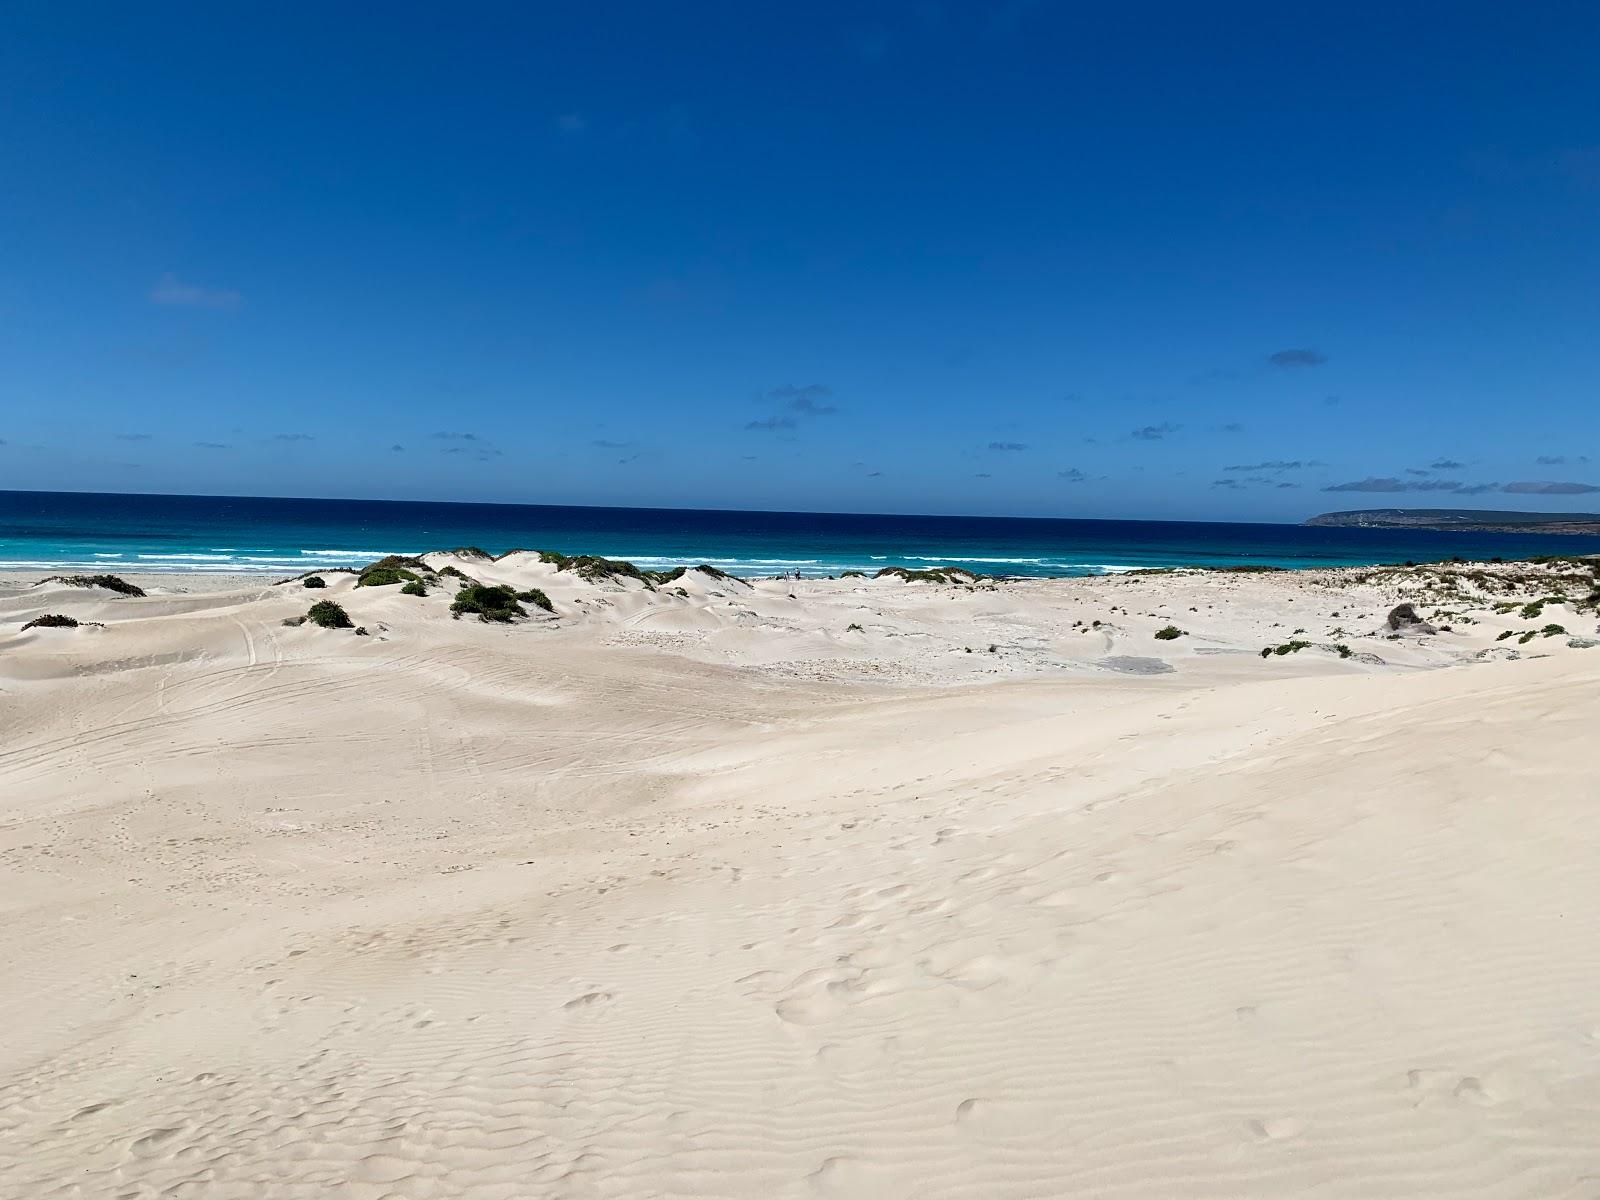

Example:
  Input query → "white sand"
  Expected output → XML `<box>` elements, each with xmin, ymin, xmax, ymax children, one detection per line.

<box><xmin>2</xmin><ymin>555</ymin><xmax>1598</xmax><ymax>1197</ymax></box>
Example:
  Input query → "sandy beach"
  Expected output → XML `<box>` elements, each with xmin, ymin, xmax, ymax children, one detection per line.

<box><xmin>3</xmin><ymin>552</ymin><xmax>1599</xmax><ymax>1198</ymax></box>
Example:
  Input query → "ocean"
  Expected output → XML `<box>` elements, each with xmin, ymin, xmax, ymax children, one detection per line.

<box><xmin>4</xmin><ymin>490</ymin><xmax>1599</xmax><ymax>579</ymax></box>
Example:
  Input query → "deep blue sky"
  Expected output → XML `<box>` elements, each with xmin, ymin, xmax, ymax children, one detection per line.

<box><xmin>2</xmin><ymin>2</ymin><xmax>1597</xmax><ymax>520</ymax></box>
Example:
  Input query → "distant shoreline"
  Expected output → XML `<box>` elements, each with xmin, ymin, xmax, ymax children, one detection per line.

<box><xmin>1308</xmin><ymin>507</ymin><xmax>1600</xmax><ymax>535</ymax></box>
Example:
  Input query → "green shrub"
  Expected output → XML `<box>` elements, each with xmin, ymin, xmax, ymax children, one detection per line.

<box><xmin>39</xmin><ymin>573</ymin><xmax>146</xmax><ymax>597</ymax></box>
<box><xmin>356</xmin><ymin>566</ymin><xmax>419</xmax><ymax>588</ymax></box>
<box><xmin>438</xmin><ymin>565</ymin><xmax>476</xmax><ymax>583</ymax></box>
<box><xmin>400</xmin><ymin>580</ymin><xmax>427</xmax><ymax>596</ymax></box>
<box><xmin>1262</xmin><ymin>640</ymin><xmax>1312</xmax><ymax>657</ymax></box>
<box><xmin>841</xmin><ymin>570</ymin><xmax>866</xmax><ymax>579</ymax></box>
<box><xmin>450</xmin><ymin>584</ymin><xmax>527</xmax><ymax>623</ymax></box>
<box><xmin>1153</xmin><ymin>625</ymin><xmax>1184</xmax><ymax>640</ymax></box>
<box><xmin>302</xmin><ymin>575</ymin><xmax>327</xmax><ymax>589</ymax></box>
<box><xmin>846</xmin><ymin>622</ymin><xmax>864</xmax><ymax>632</ymax></box>
<box><xmin>448</xmin><ymin>546</ymin><xmax>491</xmax><ymax>559</ymax></box>
<box><xmin>873</xmin><ymin>566</ymin><xmax>980</xmax><ymax>584</ymax></box>
<box><xmin>306</xmin><ymin>600</ymin><xmax>353</xmax><ymax>629</ymax></box>
<box><xmin>22</xmin><ymin>613</ymin><xmax>79</xmax><ymax>629</ymax></box>
<box><xmin>516</xmin><ymin>587</ymin><xmax>553</xmax><ymax>612</ymax></box>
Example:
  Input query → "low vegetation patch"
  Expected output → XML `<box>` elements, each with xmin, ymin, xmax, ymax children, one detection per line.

<box><xmin>22</xmin><ymin>613</ymin><xmax>80</xmax><ymax>630</ymax></box>
<box><xmin>305</xmin><ymin>599</ymin><xmax>354</xmax><ymax>629</ymax></box>
<box><xmin>516</xmin><ymin>587</ymin><xmax>553</xmax><ymax>613</ymax></box>
<box><xmin>1261</xmin><ymin>640</ymin><xmax>1312</xmax><ymax>657</ymax></box>
<box><xmin>38</xmin><ymin>573</ymin><xmax>146</xmax><ymax>597</ymax></box>
<box><xmin>400</xmin><ymin>580</ymin><xmax>428</xmax><ymax>596</ymax></box>
<box><xmin>1153</xmin><ymin>625</ymin><xmax>1185</xmax><ymax>640</ymax></box>
<box><xmin>356</xmin><ymin>566</ymin><xmax>420</xmax><ymax>588</ymax></box>
<box><xmin>302</xmin><ymin>575</ymin><xmax>327</xmax><ymax>589</ymax></box>
<box><xmin>846</xmin><ymin>622</ymin><xmax>864</xmax><ymax>632</ymax></box>
<box><xmin>873</xmin><ymin>566</ymin><xmax>980</xmax><ymax>584</ymax></box>
<box><xmin>450</xmin><ymin>584</ymin><xmax>527</xmax><ymax>622</ymax></box>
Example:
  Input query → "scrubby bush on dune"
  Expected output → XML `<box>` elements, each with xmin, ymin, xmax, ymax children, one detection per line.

<box><xmin>400</xmin><ymin>580</ymin><xmax>428</xmax><ymax>597</ymax></box>
<box><xmin>450</xmin><ymin>584</ymin><xmax>527</xmax><ymax>623</ymax></box>
<box><xmin>437</xmin><ymin>565</ymin><xmax>477</xmax><ymax>584</ymax></box>
<box><xmin>1154</xmin><ymin>625</ymin><xmax>1185</xmax><ymax>640</ymax></box>
<box><xmin>302</xmin><ymin>575</ymin><xmax>327</xmax><ymax>589</ymax></box>
<box><xmin>356</xmin><ymin>566</ymin><xmax>419</xmax><ymax>588</ymax></box>
<box><xmin>558</xmin><ymin>554</ymin><xmax>650</xmax><ymax>584</ymax></box>
<box><xmin>38</xmin><ymin>573</ymin><xmax>146</xmax><ymax>597</ymax></box>
<box><xmin>305</xmin><ymin>600</ymin><xmax>354</xmax><ymax>629</ymax></box>
<box><xmin>1261</xmin><ymin>640</ymin><xmax>1312</xmax><ymax>657</ymax></box>
<box><xmin>840</xmin><ymin>570</ymin><xmax>866</xmax><ymax>579</ymax></box>
<box><xmin>873</xmin><ymin>566</ymin><xmax>980</xmax><ymax>584</ymax></box>
<box><xmin>447</xmin><ymin>546</ymin><xmax>492</xmax><ymax>560</ymax></box>
<box><xmin>516</xmin><ymin>588</ymin><xmax>554</xmax><ymax>613</ymax></box>
<box><xmin>22</xmin><ymin>613</ymin><xmax>79</xmax><ymax>630</ymax></box>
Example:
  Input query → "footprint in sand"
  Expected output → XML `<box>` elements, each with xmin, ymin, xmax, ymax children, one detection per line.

<box><xmin>562</xmin><ymin>990</ymin><xmax>614</xmax><ymax>1010</ymax></box>
<box><xmin>1247</xmin><ymin>1117</ymin><xmax>1305</xmax><ymax>1141</ymax></box>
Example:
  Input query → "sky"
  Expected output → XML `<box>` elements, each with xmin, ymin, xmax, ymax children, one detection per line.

<box><xmin>2</xmin><ymin>1</ymin><xmax>1598</xmax><ymax>522</ymax></box>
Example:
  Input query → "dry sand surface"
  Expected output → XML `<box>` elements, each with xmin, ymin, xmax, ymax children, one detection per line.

<box><xmin>2</xmin><ymin>552</ymin><xmax>1599</xmax><ymax>1198</ymax></box>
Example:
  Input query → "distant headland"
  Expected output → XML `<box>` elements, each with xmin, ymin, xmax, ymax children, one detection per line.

<box><xmin>1307</xmin><ymin>508</ymin><xmax>1600</xmax><ymax>536</ymax></box>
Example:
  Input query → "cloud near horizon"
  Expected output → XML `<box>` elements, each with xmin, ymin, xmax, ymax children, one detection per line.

<box><xmin>1224</xmin><ymin>459</ymin><xmax>1325</xmax><ymax>472</ymax></box>
<box><xmin>149</xmin><ymin>274</ymin><xmax>242</xmax><ymax>310</ymax></box>
<box><xmin>1503</xmin><ymin>480</ymin><xmax>1600</xmax><ymax>494</ymax></box>
<box><xmin>987</xmin><ymin>441</ymin><xmax>1028</xmax><ymax>452</ymax></box>
<box><xmin>746</xmin><ymin>383</ymin><xmax>836</xmax><ymax>431</ymax></box>
<box><xmin>1267</xmin><ymin>348</ymin><xmax>1327</xmax><ymax>368</ymax></box>
<box><xmin>1316</xmin><ymin>476</ymin><xmax>1600</xmax><ymax>496</ymax></box>
<box><xmin>1130</xmin><ymin>422</ymin><xmax>1181</xmax><ymax>441</ymax></box>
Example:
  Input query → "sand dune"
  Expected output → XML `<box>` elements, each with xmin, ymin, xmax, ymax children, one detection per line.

<box><xmin>1</xmin><ymin>557</ymin><xmax>1597</xmax><ymax>1197</ymax></box>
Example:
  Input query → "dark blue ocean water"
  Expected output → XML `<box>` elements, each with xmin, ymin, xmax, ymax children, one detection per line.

<box><xmin>3</xmin><ymin>490</ymin><xmax>1598</xmax><ymax>578</ymax></box>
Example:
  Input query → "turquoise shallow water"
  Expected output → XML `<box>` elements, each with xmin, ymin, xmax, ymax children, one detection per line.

<box><xmin>4</xmin><ymin>490</ymin><xmax>1599</xmax><ymax>578</ymax></box>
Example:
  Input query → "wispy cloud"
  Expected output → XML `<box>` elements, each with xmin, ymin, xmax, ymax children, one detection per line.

<box><xmin>1267</xmin><ymin>348</ymin><xmax>1327</xmax><ymax>368</ymax></box>
<box><xmin>194</xmin><ymin>441</ymin><xmax>231</xmax><ymax>450</ymax></box>
<box><xmin>987</xmin><ymin>441</ymin><xmax>1028</xmax><ymax>452</ymax></box>
<box><xmin>974</xmin><ymin>472</ymin><xmax>992</xmax><ymax>479</ymax></box>
<box><xmin>1322</xmin><ymin>476</ymin><xmax>1499</xmax><ymax>494</ymax></box>
<box><xmin>115</xmin><ymin>432</ymin><xmax>153</xmax><ymax>441</ymax></box>
<box><xmin>1430</xmin><ymin>458</ymin><xmax>1466</xmax><ymax>470</ymax></box>
<box><xmin>1503</xmin><ymin>480</ymin><xmax>1600</xmax><ymax>494</ymax></box>
<box><xmin>1058</xmin><ymin>468</ymin><xmax>1087</xmax><ymax>482</ymax></box>
<box><xmin>1536</xmin><ymin>454</ymin><xmax>1590</xmax><ymax>466</ymax></box>
<box><xmin>1224</xmin><ymin>459</ymin><xmax>1325</xmax><ymax>472</ymax></box>
<box><xmin>390</xmin><ymin>444</ymin><xmax>405</xmax><ymax>452</ymax></box>
<box><xmin>770</xmin><ymin>383</ymin><xmax>837</xmax><ymax>416</ymax></box>
<box><xmin>432</xmin><ymin>431</ymin><xmax>481</xmax><ymax>441</ymax></box>
<box><xmin>271</xmin><ymin>433</ymin><xmax>314</xmax><ymax>442</ymax></box>
<box><xmin>1211</xmin><ymin>422</ymin><xmax>1245</xmax><ymax>433</ymax></box>
<box><xmin>1131</xmin><ymin>422</ymin><xmax>1181</xmax><ymax>441</ymax></box>
<box><xmin>745</xmin><ymin>415</ymin><xmax>797</xmax><ymax>432</ymax></box>
<box><xmin>745</xmin><ymin>383</ymin><xmax>836</xmax><ymax>432</ymax></box>
<box><xmin>592</xmin><ymin>439</ymin><xmax>634</xmax><ymax>449</ymax></box>
<box><xmin>150</xmin><ymin>274</ymin><xmax>242</xmax><ymax>310</ymax></box>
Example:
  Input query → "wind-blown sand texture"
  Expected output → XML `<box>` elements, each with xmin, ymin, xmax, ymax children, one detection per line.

<box><xmin>3</xmin><ymin>552</ymin><xmax>1599</xmax><ymax>1198</ymax></box>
